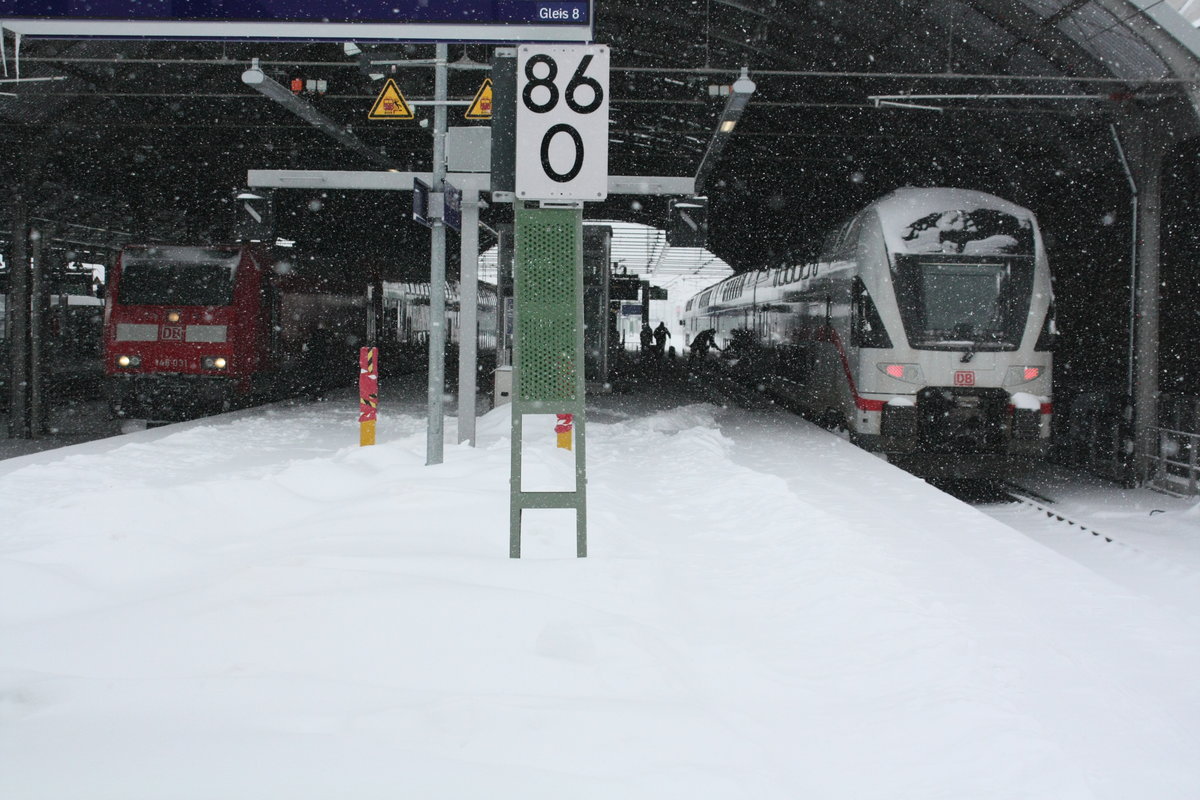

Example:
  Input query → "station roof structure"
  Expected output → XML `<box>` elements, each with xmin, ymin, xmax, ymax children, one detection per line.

<box><xmin>3</xmin><ymin>0</ymin><xmax>1200</xmax><ymax>276</ymax></box>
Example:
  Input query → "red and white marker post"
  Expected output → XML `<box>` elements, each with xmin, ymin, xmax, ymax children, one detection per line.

<box><xmin>359</xmin><ymin>347</ymin><xmax>379</xmax><ymax>446</ymax></box>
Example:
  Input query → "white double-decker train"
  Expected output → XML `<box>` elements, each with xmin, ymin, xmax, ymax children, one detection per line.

<box><xmin>681</xmin><ymin>187</ymin><xmax>1055</xmax><ymax>478</ymax></box>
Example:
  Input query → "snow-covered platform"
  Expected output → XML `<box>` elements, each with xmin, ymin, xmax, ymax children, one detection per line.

<box><xmin>2</xmin><ymin>384</ymin><xmax>1199</xmax><ymax>799</ymax></box>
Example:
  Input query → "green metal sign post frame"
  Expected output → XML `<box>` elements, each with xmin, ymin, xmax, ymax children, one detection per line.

<box><xmin>509</xmin><ymin>203</ymin><xmax>588</xmax><ymax>558</ymax></box>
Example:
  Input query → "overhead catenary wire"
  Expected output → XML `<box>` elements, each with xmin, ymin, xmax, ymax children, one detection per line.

<box><xmin>9</xmin><ymin>54</ymin><xmax>1192</xmax><ymax>84</ymax></box>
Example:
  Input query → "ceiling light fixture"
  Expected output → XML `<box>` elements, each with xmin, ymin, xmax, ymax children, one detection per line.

<box><xmin>694</xmin><ymin>66</ymin><xmax>755</xmax><ymax>195</ymax></box>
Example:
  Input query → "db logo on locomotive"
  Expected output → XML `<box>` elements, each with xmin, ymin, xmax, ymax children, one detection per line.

<box><xmin>954</xmin><ymin>371</ymin><xmax>976</xmax><ymax>386</ymax></box>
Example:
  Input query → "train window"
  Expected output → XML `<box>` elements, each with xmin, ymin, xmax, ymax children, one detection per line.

<box><xmin>851</xmin><ymin>278</ymin><xmax>893</xmax><ymax>349</ymax></box>
<box><xmin>821</xmin><ymin>230</ymin><xmax>839</xmax><ymax>259</ymax></box>
<box><xmin>892</xmin><ymin>254</ymin><xmax>1033</xmax><ymax>349</ymax></box>
<box><xmin>840</xmin><ymin>217</ymin><xmax>863</xmax><ymax>256</ymax></box>
<box><xmin>118</xmin><ymin>247</ymin><xmax>240</xmax><ymax>307</ymax></box>
<box><xmin>1035</xmin><ymin>301</ymin><xmax>1057</xmax><ymax>352</ymax></box>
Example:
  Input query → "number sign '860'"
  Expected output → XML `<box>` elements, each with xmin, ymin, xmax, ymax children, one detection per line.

<box><xmin>515</xmin><ymin>44</ymin><xmax>610</xmax><ymax>201</ymax></box>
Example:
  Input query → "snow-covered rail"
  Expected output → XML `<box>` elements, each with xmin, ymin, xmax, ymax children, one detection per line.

<box><xmin>984</xmin><ymin>485</ymin><xmax>1200</xmax><ymax>619</ymax></box>
<box><xmin>1003</xmin><ymin>486</ymin><xmax>1117</xmax><ymax>545</ymax></box>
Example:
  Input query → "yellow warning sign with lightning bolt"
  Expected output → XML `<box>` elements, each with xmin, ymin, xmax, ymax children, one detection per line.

<box><xmin>464</xmin><ymin>78</ymin><xmax>493</xmax><ymax>120</ymax></box>
<box><xmin>368</xmin><ymin>78</ymin><xmax>414</xmax><ymax>120</ymax></box>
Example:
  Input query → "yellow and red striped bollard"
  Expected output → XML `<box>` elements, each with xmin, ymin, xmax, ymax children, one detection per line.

<box><xmin>359</xmin><ymin>346</ymin><xmax>379</xmax><ymax>446</ymax></box>
<box><xmin>555</xmin><ymin>413</ymin><xmax>573</xmax><ymax>451</ymax></box>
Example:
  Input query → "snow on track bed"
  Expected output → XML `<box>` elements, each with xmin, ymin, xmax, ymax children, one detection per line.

<box><xmin>978</xmin><ymin>488</ymin><xmax>1200</xmax><ymax>622</ymax></box>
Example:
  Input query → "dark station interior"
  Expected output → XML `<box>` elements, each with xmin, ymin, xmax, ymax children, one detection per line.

<box><xmin>3</xmin><ymin>0</ymin><xmax>1200</xmax><ymax>479</ymax></box>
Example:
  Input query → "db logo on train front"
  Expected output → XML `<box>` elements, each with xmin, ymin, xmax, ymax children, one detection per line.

<box><xmin>954</xmin><ymin>371</ymin><xmax>975</xmax><ymax>386</ymax></box>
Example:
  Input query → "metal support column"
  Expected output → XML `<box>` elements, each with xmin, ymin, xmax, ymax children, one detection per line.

<box><xmin>1133</xmin><ymin>144</ymin><xmax>1164</xmax><ymax>484</ymax></box>
<box><xmin>496</xmin><ymin>224</ymin><xmax>514</xmax><ymax>367</ymax></box>
<box><xmin>1110</xmin><ymin>124</ymin><xmax>1138</xmax><ymax>409</ymax></box>
<box><xmin>367</xmin><ymin>269</ymin><xmax>384</xmax><ymax>346</ymax></box>
<box><xmin>28</xmin><ymin>225</ymin><xmax>43</xmax><ymax>438</ymax></box>
<box><xmin>426</xmin><ymin>42</ymin><xmax>449</xmax><ymax>466</ymax></box>
<box><xmin>8</xmin><ymin>196</ymin><xmax>29</xmax><ymax>438</ymax></box>
<box><xmin>1113</xmin><ymin>114</ymin><xmax>1171</xmax><ymax>486</ymax></box>
<box><xmin>458</xmin><ymin>189</ymin><xmax>481</xmax><ymax>445</ymax></box>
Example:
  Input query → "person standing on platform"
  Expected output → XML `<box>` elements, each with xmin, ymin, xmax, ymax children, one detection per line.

<box><xmin>653</xmin><ymin>322</ymin><xmax>671</xmax><ymax>357</ymax></box>
<box><xmin>639</xmin><ymin>323</ymin><xmax>654</xmax><ymax>356</ymax></box>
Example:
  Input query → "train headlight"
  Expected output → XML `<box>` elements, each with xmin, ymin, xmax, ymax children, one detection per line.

<box><xmin>116</xmin><ymin>354</ymin><xmax>141</xmax><ymax>368</ymax></box>
<box><xmin>202</xmin><ymin>356</ymin><xmax>228</xmax><ymax>370</ymax></box>
<box><xmin>1004</xmin><ymin>365</ymin><xmax>1043</xmax><ymax>385</ymax></box>
<box><xmin>166</xmin><ymin>310</ymin><xmax>182</xmax><ymax>324</ymax></box>
<box><xmin>877</xmin><ymin>363</ymin><xmax>923</xmax><ymax>384</ymax></box>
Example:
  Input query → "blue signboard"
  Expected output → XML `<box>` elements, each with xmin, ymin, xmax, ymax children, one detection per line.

<box><xmin>0</xmin><ymin>0</ymin><xmax>593</xmax><ymax>41</ymax></box>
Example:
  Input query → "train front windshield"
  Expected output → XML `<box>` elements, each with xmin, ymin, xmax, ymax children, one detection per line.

<box><xmin>118</xmin><ymin>248</ymin><xmax>240</xmax><ymax>306</ymax></box>
<box><xmin>890</xmin><ymin>208</ymin><xmax>1036</xmax><ymax>350</ymax></box>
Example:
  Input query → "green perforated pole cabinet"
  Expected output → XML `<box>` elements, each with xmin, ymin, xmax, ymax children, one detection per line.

<box><xmin>510</xmin><ymin>204</ymin><xmax>588</xmax><ymax>558</ymax></box>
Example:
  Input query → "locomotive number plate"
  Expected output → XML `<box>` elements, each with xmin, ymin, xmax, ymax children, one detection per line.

<box><xmin>954</xmin><ymin>371</ymin><xmax>975</xmax><ymax>386</ymax></box>
<box><xmin>161</xmin><ymin>325</ymin><xmax>185</xmax><ymax>341</ymax></box>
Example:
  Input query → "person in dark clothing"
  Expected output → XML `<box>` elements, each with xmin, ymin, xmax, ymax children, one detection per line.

<box><xmin>652</xmin><ymin>322</ymin><xmax>671</xmax><ymax>356</ymax></box>
<box><xmin>639</xmin><ymin>323</ymin><xmax>654</xmax><ymax>354</ymax></box>
<box><xmin>689</xmin><ymin>328</ymin><xmax>721</xmax><ymax>361</ymax></box>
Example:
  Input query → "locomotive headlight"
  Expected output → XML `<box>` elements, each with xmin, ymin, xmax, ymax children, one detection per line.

<box><xmin>166</xmin><ymin>311</ymin><xmax>182</xmax><ymax>324</ymax></box>
<box><xmin>202</xmin><ymin>356</ymin><xmax>228</xmax><ymax>370</ymax></box>
<box><xmin>1004</xmin><ymin>365</ymin><xmax>1043</xmax><ymax>385</ymax></box>
<box><xmin>877</xmin><ymin>363</ymin><xmax>923</xmax><ymax>384</ymax></box>
<box><xmin>116</xmin><ymin>354</ymin><xmax>141</xmax><ymax>368</ymax></box>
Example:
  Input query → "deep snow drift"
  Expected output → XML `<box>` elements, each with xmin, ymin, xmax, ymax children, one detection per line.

<box><xmin>2</xmin><ymin>384</ymin><xmax>1199</xmax><ymax>799</ymax></box>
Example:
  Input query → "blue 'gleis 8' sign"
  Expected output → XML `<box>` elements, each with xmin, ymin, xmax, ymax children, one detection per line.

<box><xmin>0</xmin><ymin>0</ymin><xmax>594</xmax><ymax>42</ymax></box>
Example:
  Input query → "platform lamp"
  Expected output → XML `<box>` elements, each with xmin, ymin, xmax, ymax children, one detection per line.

<box><xmin>694</xmin><ymin>67</ymin><xmax>756</xmax><ymax>196</ymax></box>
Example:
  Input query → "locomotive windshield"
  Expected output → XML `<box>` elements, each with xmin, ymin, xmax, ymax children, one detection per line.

<box><xmin>118</xmin><ymin>247</ymin><xmax>240</xmax><ymax>306</ymax></box>
<box><xmin>892</xmin><ymin>255</ymin><xmax>1033</xmax><ymax>349</ymax></box>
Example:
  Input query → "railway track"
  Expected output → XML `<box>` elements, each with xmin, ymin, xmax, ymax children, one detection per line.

<box><xmin>980</xmin><ymin>483</ymin><xmax>1200</xmax><ymax>618</ymax></box>
<box><xmin>1002</xmin><ymin>484</ymin><xmax>1118</xmax><ymax>545</ymax></box>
